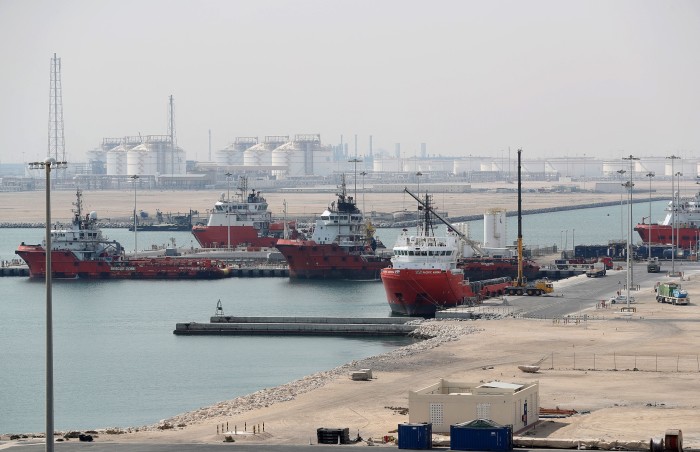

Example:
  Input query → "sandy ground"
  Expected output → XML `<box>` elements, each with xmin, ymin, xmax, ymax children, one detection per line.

<box><xmin>0</xmin><ymin>179</ymin><xmax>681</xmax><ymax>223</ymax></box>
<box><xmin>24</xmin><ymin>268</ymin><xmax>692</xmax><ymax>448</ymax></box>
<box><xmin>3</xmin><ymin>183</ymin><xmax>699</xmax><ymax>448</ymax></box>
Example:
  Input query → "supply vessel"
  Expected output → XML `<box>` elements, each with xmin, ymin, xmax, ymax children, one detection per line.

<box><xmin>634</xmin><ymin>189</ymin><xmax>700</xmax><ymax>249</ymax></box>
<box><xmin>15</xmin><ymin>190</ymin><xmax>230</xmax><ymax>279</ymax></box>
<box><xmin>380</xmin><ymin>188</ymin><xmax>511</xmax><ymax>316</ymax></box>
<box><xmin>191</xmin><ymin>176</ymin><xmax>297</xmax><ymax>248</ymax></box>
<box><xmin>275</xmin><ymin>175</ymin><xmax>391</xmax><ymax>279</ymax></box>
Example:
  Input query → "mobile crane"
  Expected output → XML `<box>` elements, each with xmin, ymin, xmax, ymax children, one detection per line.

<box><xmin>504</xmin><ymin>149</ymin><xmax>554</xmax><ymax>297</ymax></box>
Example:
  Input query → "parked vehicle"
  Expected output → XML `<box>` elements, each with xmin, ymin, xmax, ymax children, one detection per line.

<box><xmin>610</xmin><ymin>295</ymin><xmax>635</xmax><ymax>304</ymax></box>
<box><xmin>655</xmin><ymin>282</ymin><xmax>689</xmax><ymax>305</ymax></box>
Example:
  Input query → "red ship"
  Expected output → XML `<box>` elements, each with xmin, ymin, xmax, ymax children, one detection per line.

<box><xmin>381</xmin><ymin>190</ymin><xmax>511</xmax><ymax>317</ymax></box>
<box><xmin>15</xmin><ymin>190</ymin><xmax>230</xmax><ymax>279</ymax></box>
<box><xmin>634</xmin><ymin>190</ymin><xmax>700</xmax><ymax>250</ymax></box>
<box><xmin>192</xmin><ymin>176</ymin><xmax>297</xmax><ymax>248</ymax></box>
<box><xmin>275</xmin><ymin>175</ymin><xmax>391</xmax><ymax>279</ymax></box>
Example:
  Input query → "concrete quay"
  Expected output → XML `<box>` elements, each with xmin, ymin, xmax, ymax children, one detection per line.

<box><xmin>174</xmin><ymin>316</ymin><xmax>421</xmax><ymax>337</ymax></box>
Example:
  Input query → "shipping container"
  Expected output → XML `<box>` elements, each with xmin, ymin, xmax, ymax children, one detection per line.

<box><xmin>398</xmin><ymin>423</ymin><xmax>432</xmax><ymax>450</ymax></box>
<box><xmin>450</xmin><ymin>419</ymin><xmax>512</xmax><ymax>452</ymax></box>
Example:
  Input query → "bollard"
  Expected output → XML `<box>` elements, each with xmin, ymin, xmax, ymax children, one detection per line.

<box><xmin>245</xmin><ymin>422</ymin><xmax>247</xmax><ymax>431</ymax></box>
<box><xmin>263</xmin><ymin>422</ymin><xmax>265</xmax><ymax>432</ymax></box>
<box><xmin>253</xmin><ymin>426</ymin><xmax>256</xmax><ymax>435</ymax></box>
<box><xmin>217</xmin><ymin>425</ymin><xmax>219</xmax><ymax>434</ymax></box>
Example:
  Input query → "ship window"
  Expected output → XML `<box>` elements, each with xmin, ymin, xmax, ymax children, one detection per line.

<box><xmin>409</xmin><ymin>251</ymin><xmax>414</xmax><ymax>256</ymax></box>
<box><xmin>421</xmin><ymin>251</ymin><xmax>427</xmax><ymax>256</ymax></box>
<box><xmin>446</xmin><ymin>251</ymin><xmax>452</xmax><ymax>255</ymax></box>
<box><xmin>321</xmin><ymin>215</ymin><xmax>330</xmax><ymax>220</ymax></box>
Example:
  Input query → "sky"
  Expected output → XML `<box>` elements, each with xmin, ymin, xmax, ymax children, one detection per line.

<box><xmin>1</xmin><ymin>0</ymin><xmax>699</xmax><ymax>164</ymax></box>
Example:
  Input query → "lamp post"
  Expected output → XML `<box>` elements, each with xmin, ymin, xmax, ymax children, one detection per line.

<box><xmin>348</xmin><ymin>158</ymin><xmax>362</xmax><ymax>201</ymax></box>
<box><xmin>646</xmin><ymin>172</ymin><xmax>655</xmax><ymax>260</ymax></box>
<box><xmin>130</xmin><ymin>175</ymin><xmax>139</xmax><ymax>257</ymax></box>
<box><xmin>673</xmin><ymin>171</ymin><xmax>683</xmax><ymax>274</ymax></box>
<box><xmin>616</xmin><ymin>169</ymin><xmax>626</xmax><ymax>241</ymax></box>
<box><xmin>360</xmin><ymin>171</ymin><xmax>367</xmax><ymax>216</ymax></box>
<box><xmin>666</xmin><ymin>155</ymin><xmax>681</xmax><ymax>276</ymax></box>
<box><xmin>28</xmin><ymin>157</ymin><xmax>67</xmax><ymax>452</ymax></box>
<box><xmin>416</xmin><ymin>171</ymin><xmax>423</xmax><ymax>199</ymax></box>
<box><xmin>622</xmin><ymin>155</ymin><xmax>639</xmax><ymax>293</ymax></box>
<box><xmin>225</xmin><ymin>172</ymin><xmax>232</xmax><ymax>250</ymax></box>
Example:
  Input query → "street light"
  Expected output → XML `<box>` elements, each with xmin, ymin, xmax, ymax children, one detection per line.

<box><xmin>130</xmin><ymin>175</ymin><xmax>139</xmax><ymax>257</ymax></box>
<box><xmin>673</xmin><ymin>171</ymin><xmax>683</xmax><ymax>275</ymax></box>
<box><xmin>646</xmin><ymin>172</ymin><xmax>655</xmax><ymax>260</ymax></box>
<box><xmin>360</xmin><ymin>171</ymin><xmax>367</xmax><ymax>216</ymax></box>
<box><xmin>225</xmin><ymin>172</ymin><xmax>232</xmax><ymax>250</ymax></box>
<box><xmin>666</xmin><ymin>155</ymin><xmax>681</xmax><ymax>276</ymax></box>
<box><xmin>28</xmin><ymin>157</ymin><xmax>67</xmax><ymax>452</ymax></box>
<box><xmin>416</xmin><ymin>171</ymin><xmax>423</xmax><ymax>199</ymax></box>
<box><xmin>622</xmin><ymin>154</ymin><xmax>639</xmax><ymax>294</ymax></box>
<box><xmin>348</xmin><ymin>158</ymin><xmax>362</xmax><ymax>201</ymax></box>
<box><xmin>617</xmin><ymin>169</ymin><xmax>626</xmax><ymax>241</ymax></box>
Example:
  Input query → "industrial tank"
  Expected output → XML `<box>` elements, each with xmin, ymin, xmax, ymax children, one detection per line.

<box><xmin>484</xmin><ymin>208</ymin><xmax>507</xmax><ymax>249</ymax></box>
<box><xmin>106</xmin><ymin>145</ymin><xmax>128</xmax><ymax>175</ymax></box>
<box><xmin>126</xmin><ymin>144</ymin><xmax>158</xmax><ymax>176</ymax></box>
<box><xmin>244</xmin><ymin>142</ymin><xmax>273</xmax><ymax>166</ymax></box>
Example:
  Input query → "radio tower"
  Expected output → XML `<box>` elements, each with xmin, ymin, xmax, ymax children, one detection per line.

<box><xmin>48</xmin><ymin>53</ymin><xmax>65</xmax><ymax>162</ymax></box>
<box><xmin>167</xmin><ymin>95</ymin><xmax>177</xmax><ymax>175</ymax></box>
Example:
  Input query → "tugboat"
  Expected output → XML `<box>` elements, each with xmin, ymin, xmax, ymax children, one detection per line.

<box><xmin>15</xmin><ymin>190</ymin><xmax>230</xmax><ymax>279</ymax></box>
<box><xmin>275</xmin><ymin>175</ymin><xmax>390</xmax><ymax>279</ymax></box>
<box><xmin>192</xmin><ymin>176</ymin><xmax>297</xmax><ymax>248</ymax></box>
<box><xmin>635</xmin><ymin>189</ymin><xmax>700</xmax><ymax>250</ymax></box>
<box><xmin>381</xmin><ymin>189</ymin><xmax>511</xmax><ymax>316</ymax></box>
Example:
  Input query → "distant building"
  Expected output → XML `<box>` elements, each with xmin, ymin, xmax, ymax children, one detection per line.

<box><xmin>408</xmin><ymin>379</ymin><xmax>539</xmax><ymax>433</ymax></box>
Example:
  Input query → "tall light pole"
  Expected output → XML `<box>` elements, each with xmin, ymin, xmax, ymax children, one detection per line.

<box><xmin>360</xmin><ymin>171</ymin><xmax>367</xmax><ymax>216</ymax></box>
<box><xmin>666</xmin><ymin>155</ymin><xmax>681</xmax><ymax>276</ymax></box>
<box><xmin>673</xmin><ymin>171</ymin><xmax>683</xmax><ymax>275</ymax></box>
<box><xmin>622</xmin><ymin>155</ymin><xmax>639</xmax><ymax>292</ymax></box>
<box><xmin>646</xmin><ymin>172</ymin><xmax>655</xmax><ymax>260</ymax></box>
<box><xmin>29</xmin><ymin>157</ymin><xmax>67</xmax><ymax>452</ymax></box>
<box><xmin>130</xmin><ymin>175</ymin><xmax>139</xmax><ymax>257</ymax></box>
<box><xmin>348</xmin><ymin>158</ymin><xmax>362</xmax><ymax>201</ymax></box>
<box><xmin>416</xmin><ymin>171</ymin><xmax>423</xmax><ymax>199</ymax></box>
<box><xmin>225</xmin><ymin>172</ymin><xmax>232</xmax><ymax>250</ymax></box>
<box><xmin>617</xmin><ymin>169</ymin><xmax>626</xmax><ymax>241</ymax></box>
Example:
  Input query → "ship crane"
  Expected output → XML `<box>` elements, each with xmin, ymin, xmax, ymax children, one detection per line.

<box><xmin>403</xmin><ymin>187</ymin><xmax>486</xmax><ymax>256</ymax></box>
<box><xmin>402</xmin><ymin>188</ymin><xmax>487</xmax><ymax>256</ymax></box>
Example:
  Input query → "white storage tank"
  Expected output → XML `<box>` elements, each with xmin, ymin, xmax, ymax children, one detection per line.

<box><xmin>312</xmin><ymin>146</ymin><xmax>334</xmax><ymax>177</ymax></box>
<box><xmin>127</xmin><ymin>144</ymin><xmax>158</xmax><ymax>176</ymax></box>
<box><xmin>215</xmin><ymin>146</ymin><xmax>245</xmax><ymax>165</ymax></box>
<box><xmin>484</xmin><ymin>208</ymin><xmax>507</xmax><ymax>249</ymax></box>
<box><xmin>373</xmin><ymin>157</ymin><xmax>402</xmax><ymax>172</ymax></box>
<box><xmin>272</xmin><ymin>141</ymin><xmax>307</xmax><ymax>177</ymax></box>
<box><xmin>244</xmin><ymin>142</ymin><xmax>273</xmax><ymax>166</ymax></box>
<box><xmin>106</xmin><ymin>145</ymin><xmax>128</xmax><ymax>175</ymax></box>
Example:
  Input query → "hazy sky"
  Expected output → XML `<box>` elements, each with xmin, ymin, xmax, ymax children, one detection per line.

<box><xmin>1</xmin><ymin>0</ymin><xmax>699</xmax><ymax>164</ymax></box>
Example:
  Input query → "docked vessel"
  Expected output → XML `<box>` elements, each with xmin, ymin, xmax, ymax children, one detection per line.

<box><xmin>275</xmin><ymin>175</ymin><xmax>390</xmax><ymax>279</ymax></box>
<box><xmin>192</xmin><ymin>176</ymin><xmax>297</xmax><ymax>248</ymax></box>
<box><xmin>129</xmin><ymin>210</ymin><xmax>194</xmax><ymax>232</ymax></box>
<box><xmin>15</xmin><ymin>190</ymin><xmax>230</xmax><ymax>279</ymax></box>
<box><xmin>635</xmin><ymin>190</ymin><xmax>700</xmax><ymax>250</ymax></box>
<box><xmin>381</xmin><ymin>189</ymin><xmax>511</xmax><ymax>317</ymax></box>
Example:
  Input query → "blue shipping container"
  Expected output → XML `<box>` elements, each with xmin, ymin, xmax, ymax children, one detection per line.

<box><xmin>398</xmin><ymin>423</ymin><xmax>432</xmax><ymax>450</ymax></box>
<box><xmin>450</xmin><ymin>419</ymin><xmax>513</xmax><ymax>452</ymax></box>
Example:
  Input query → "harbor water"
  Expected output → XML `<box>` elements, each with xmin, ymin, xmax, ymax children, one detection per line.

<box><xmin>0</xmin><ymin>200</ymin><xmax>669</xmax><ymax>434</ymax></box>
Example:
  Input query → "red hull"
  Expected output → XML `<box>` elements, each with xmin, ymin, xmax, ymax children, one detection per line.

<box><xmin>275</xmin><ymin>239</ymin><xmax>390</xmax><ymax>280</ymax></box>
<box><xmin>635</xmin><ymin>223</ymin><xmax>699</xmax><ymax>249</ymax></box>
<box><xmin>15</xmin><ymin>245</ymin><xmax>230</xmax><ymax>279</ymax></box>
<box><xmin>191</xmin><ymin>224</ymin><xmax>280</xmax><ymax>248</ymax></box>
<box><xmin>381</xmin><ymin>268</ymin><xmax>472</xmax><ymax>316</ymax></box>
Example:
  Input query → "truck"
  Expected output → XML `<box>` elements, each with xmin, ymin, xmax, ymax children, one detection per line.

<box><xmin>656</xmin><ymin>282</ymin><xmax>689</xmax><ymax>305</ymax></box>
<box><xmin>504</xmin><ymin>279</ymin><xmax>554</xmax><ymax>296</ymax></box>
<box><xmin>646</xmin><ymin>258</ymin><xmax>661</xmax><ymax>273</ymax></box>
<box><xmin>586</xmin><ymin>262</ymin><xmax>607</xmax><ymax>278</ymax></box>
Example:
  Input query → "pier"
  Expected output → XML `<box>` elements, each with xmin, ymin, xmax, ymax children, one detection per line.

<box><xmin>0</xmin><ymin>266</ymin><xmax>29</xmax><ymax>277</ymax></box>
<box><xmin>174</xmin><ymin>316</ymin><xmax>422</xmax><ymax>336</ymax></box>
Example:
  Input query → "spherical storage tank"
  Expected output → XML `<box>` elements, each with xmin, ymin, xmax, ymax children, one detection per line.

<box><xmin>106</xmin><ymin>145</ymin><xmax>128</xmax><ymax>175</ymax></box>
<box><xmin>127</xmin><ymin>144</ymin><xmax>158</xmax><ymax>176</ymax></box>
<box><xmin>484</xmin><ymin>208</ymin><xmax>507</xmax><ymax>249</ymax></box>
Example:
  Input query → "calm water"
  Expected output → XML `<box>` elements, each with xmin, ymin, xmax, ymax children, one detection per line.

<box><xmin>0</xmin><ymin>199</ymin><xmax>669</xmax><ymax>433</ymax></box>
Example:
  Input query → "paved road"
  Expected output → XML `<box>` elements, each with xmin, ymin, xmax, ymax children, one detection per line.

<box><xmin>505</xmin><ymin>261</ymin><xmax>699</xmax><ymax>319</ymax></box>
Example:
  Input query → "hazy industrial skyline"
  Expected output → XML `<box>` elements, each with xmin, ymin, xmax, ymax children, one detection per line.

<box><xmin>1</xmin><ymin>0</ymin><xmax>699</xmax><ymax>164</ymax></box>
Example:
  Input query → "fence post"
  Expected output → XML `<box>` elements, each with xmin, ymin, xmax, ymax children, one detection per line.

<box><xmin>614</xmin><ymin>352</ymin><xmax>616</xmax><ymax>370</ymax></box>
